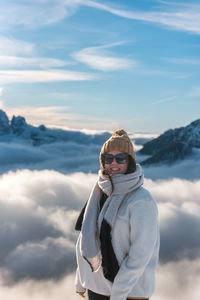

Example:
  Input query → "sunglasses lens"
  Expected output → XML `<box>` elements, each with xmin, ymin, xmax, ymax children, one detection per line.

<box><xmin>103</xmin><ymin>154</ymin><xmax>114</xmax><ymax>164</ymax></box>
<box><xmin>102</xmin><ymin>153</ymin><xmax>128</xmax><ymax>164</ymax></box>
<box><xmin>115</xmin><ymin>153</ymin><xmax>128</xmax><ymax>164</ymax></box>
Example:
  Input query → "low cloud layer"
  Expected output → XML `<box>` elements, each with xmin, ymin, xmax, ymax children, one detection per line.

<box><xmin>1</xmin><ymin>258</ymin><xmax>200</xmax><ymax>300</ymax></box>
<box><xmin>138</xmin><ymin>152</ymin><xmax>200</xmax><ymax>180</ymax></box>
<box><xmin>0</xmin><ymin>131</ymin><xmax>199</xmax><ymax>299</ymax></box>
<box><xmin>0</xmin><ymin>170</ymin><xmax>96</xmax><ymax>283</ymax></box>
<box><xmin>0</xmin><ymin>130</ymin><xmax>155</xmax><ymax>175</ymax></box>
<box><xmin>0</xmin><ymin>140</ymin><xmax>101</xmax><ymax>175</ymax></box>
<box><xmin>0</xmin><ymin>134</ymin><xmax>200</xmax><ymax>180</ymax></box>
<box><xmin>145</xmin><ymin>177</ymin><xmax>200</xmax><ymax>262</ymax></box>
<box><xmin>0</xmin><ymin>169</ymin><xmax>199</xmax><ymax>300</ymax></box>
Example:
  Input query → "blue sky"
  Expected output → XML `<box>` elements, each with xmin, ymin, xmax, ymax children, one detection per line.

<box><xmin>0</xmin><ymin>0</ymin><xmax>200</xmax><ymax>133</ymax></box>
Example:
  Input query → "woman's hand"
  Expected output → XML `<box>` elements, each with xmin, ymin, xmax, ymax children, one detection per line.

<box><xmin>76</xmin><ymin>291</ymin><xmax>86</xmax><ymax>298</ymax></box>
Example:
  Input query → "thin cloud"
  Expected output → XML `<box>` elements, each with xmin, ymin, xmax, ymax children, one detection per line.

<box><xmin>0</xmin><ymin>103</ymin><xmax>137</xmax><ymax>134</ymax></box>
<box><xmin>0</xmin><ymin>0</ymin><xmax>79</xmax><ymax>28</ymax></box>
<box><xmin>188</xmin><ymin>86</ymin><xmax>200</xmax><ymax>97</ymax></box>
<box><xmin>172</xmin><ymin>73</ymin><xmax>191</xmax><ymax>79</ymax></box>
<box><xmin>3</xmin><ymin>105</ymin><xmax>124</xmax><ymax>131</ymax></box>
<box><xmin>0</xmin><ymin>70</ymin><xmax>96</xmax><ymax>84</ymax></box>
<box><xmin>0</xmin><ymin>36</ymin><xmax>35</xmax><ymax>56</ymax></box>
<box><xmin>0</xmin><ymin>56</ymin><xmax>71</xmax><ymax>69</ymax></box>
<box><xmin>133</xmin><ymin>133</ymin><xmax>159</xmax><ymax>139</ymax></box>
<box><xmin>0</xmin><ymin>87</ymin><xmax>3</xmax><ymax>96</ymax></box>
<box><xmin>82</xmin><ymin>0</ymin><xmax>200</xmax><ymax>35</ymax></box>
<box><xmin>1</xmin><ymin>0</ymin><xmax>200</xmax><ymax>35</ymax></box>
<box><xmin>153</xmin><ymin>96</ymin><xmax>177</xmax><ymax>104</ymax></box>
<box><xmin>165</xmin><ymin>57</ymin><xmax>200</xmax><ymax>65</ymax></box>
<box><xmin>73</xmin><ymin>43</ymin><xmax>137</xmax><ymax>71</ymax></box>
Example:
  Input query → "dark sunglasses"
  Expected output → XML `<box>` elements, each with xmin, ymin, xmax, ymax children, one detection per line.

<box><xmin>102</xmin><ymin>153</ymin><xmax>128</xmax><ymax>164</ymax></box>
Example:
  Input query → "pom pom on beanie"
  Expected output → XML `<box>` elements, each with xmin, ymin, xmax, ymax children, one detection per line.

<box><xmin>100</xmin><ymin>129</ymin><xmax>136</xmax><ymax>167</ymax></box>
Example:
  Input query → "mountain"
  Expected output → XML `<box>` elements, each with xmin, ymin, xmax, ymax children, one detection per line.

<box><xmin>0</xmin><ymin>110</ymin><xmax>11</xmax><ymax>135</ymax></box>
<box><xmin>139</xmin><ymin>119</ymin><xmax>200</xmax><ymax>165</ymax></box>
<box><xmin>1</xmin><ymin>109</ymin><xmax>199</xmax><ymax>166</ymax></box>
<box><xmin>0</xmin><ymin>109</ymin><xmax>111</xmax><ymax>146</ymax></box>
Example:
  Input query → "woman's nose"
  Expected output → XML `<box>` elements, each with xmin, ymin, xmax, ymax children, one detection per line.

<box><xmin>111</xmin><ymin>158</ymin><xmax>118</xmax><ymax>164</ymax></box>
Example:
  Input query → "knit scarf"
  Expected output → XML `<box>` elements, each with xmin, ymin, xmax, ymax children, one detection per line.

<box><xmin>76</xmin><ymin>164</ymin><xmax>144</xmax><ymax>282</ymax></box>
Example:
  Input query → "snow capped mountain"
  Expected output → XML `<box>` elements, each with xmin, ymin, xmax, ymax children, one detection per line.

<box><xmin>1</xmin><ymin>109</ymin><xmax>199</xmax><ymax>166</ymax></box>
<box><xmin>140</xmin><ymin>119</ymin><xmax>200</xmax><ymax>165</ymax></box>
<box><xmin>0</xmin><ymin>109</ymin><xmax>111</xmax><ymax>146</ymax></box>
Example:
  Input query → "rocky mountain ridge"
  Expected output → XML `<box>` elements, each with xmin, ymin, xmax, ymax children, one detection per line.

<box><xmin>1</xmin><ymin>109</ymin><xmax>199</xmax><ymax>165</ymax></box>
<box><xmin>0</xmin><ymin>110</ymin><xmax>110</xmax><ymax>146</ymax></box>
<box><xmin>139</xmin><ymin>119</ymin><xmax>200</xmax><ymax>165</ymax></box>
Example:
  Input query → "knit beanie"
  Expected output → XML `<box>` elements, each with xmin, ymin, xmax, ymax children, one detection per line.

<box><xmin>100</xmin><ymin>129</ymin><xmax>136</xmax><ymax>167</ymax></box>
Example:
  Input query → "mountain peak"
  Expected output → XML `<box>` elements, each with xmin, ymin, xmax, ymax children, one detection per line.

<box><xmin>0</xmin><ymin>109</ymin><xmax>11</xmax><ymax>135</ymax></box>
<box><xmin>11</xmin><ymin>115</ymin><xmax>28</xmax><ymax>135</ymax></box>
<box><xmin>140</xmin><ymin>119</ymin><xmax>200</xmax><ymax>165</ymax></box>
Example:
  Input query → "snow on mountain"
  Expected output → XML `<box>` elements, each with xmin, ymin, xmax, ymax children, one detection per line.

<box><xmin>0</xmin><ymin>109</ymin><xmax>111</xmax><ymax>146</ymax></box>
<box><xmin>1</xmin><ymin>109</ymin><xmax>199</xmax><ymax>167</ymax></box>
<box><xmin>139</xmin><ymin>119</ymin><xmax>200</xmax><ymax>165</ymax></box>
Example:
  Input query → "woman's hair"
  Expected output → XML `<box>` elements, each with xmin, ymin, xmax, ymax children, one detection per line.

<box><xmin>101</xmin><ymin>154</ymin><xmax>136</xmax><ymax>194</ymax></box>
<box><xmin>126</xmin><ymin>155</ymin><xmax>137</xmax><ymax>174</ymax></box>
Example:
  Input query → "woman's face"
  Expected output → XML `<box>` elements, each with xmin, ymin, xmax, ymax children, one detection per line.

<box><xmin>104</xmin><ymin>150</ymin><xmax>128</xmax><ymax>175</ymax></box>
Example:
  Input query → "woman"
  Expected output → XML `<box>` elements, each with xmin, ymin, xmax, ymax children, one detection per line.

<box><xmin>75</xmin><ymin>129</ymin><xmax>160</xmax><ymax>300</ymax></box>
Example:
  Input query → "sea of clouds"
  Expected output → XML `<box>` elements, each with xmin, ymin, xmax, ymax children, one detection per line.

<box><xmin>0</xmin><ymin>131</ymin><xmax>199</xmax><ymax>300</ymax></box>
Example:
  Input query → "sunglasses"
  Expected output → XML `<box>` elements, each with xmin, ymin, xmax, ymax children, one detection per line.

<box><xmin>102</xmin><ymin>153</ymin><xmax>128</xmax><ymax>164</ymax></box>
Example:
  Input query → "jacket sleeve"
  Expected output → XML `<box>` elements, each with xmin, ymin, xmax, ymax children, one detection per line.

<box><xmin>75</xmin><ymin>268</ymin><xmax>86</xmax><ymax>293</ymax></box>
<box><xmin>110</xmin><ymin>198</ymin><xmax>159</xmax><ymax>300</ymax></box>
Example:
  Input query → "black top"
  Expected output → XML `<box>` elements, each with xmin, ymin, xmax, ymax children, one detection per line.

<box><xmin>100</xmin><ymin>192</ymin><xmax>108</xmax><ymax>211</ymax></box>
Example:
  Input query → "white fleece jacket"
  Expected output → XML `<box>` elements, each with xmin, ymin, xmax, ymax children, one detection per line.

<box><xmin>75</xmin><ymin>186</ymin><xmax>160</xmax><ymax>300</ymax></box>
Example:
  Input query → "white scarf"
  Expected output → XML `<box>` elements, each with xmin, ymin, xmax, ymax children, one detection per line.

<box><xmin>80</xmin><ymin>164</ymin><xmax>144</xmax><ymax>273</ymax></box>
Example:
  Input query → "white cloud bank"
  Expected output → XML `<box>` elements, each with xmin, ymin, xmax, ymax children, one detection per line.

<box><xmin>0</xmin><ymin>170</ymin><xmax>96</xmax><ymax>283</ymax></box>
<box><xmin>0</xmin><ymin>259</ymin><xmax>200</xmax><ymax>300</ymax></box>
<box><xmin>0</xmin><ymin>126</ymin><xmax>199</xmax><ymax>178</ymax></box>
<box><xmin>0</xmin><ymin>169</ymin><xmax>200</xmax><ymax>299</ymax></box>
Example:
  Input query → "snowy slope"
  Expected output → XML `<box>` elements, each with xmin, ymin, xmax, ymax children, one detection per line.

<box><xmin>140</xmin><ymin>119</ymin><xmax>200</xmax><ymax>165</ymax></box>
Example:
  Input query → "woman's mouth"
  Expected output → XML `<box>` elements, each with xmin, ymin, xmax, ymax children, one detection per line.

<box><xmin>110</xmin><ymin>168</ymin><xmax>120</xmax><ymax>171</ymax></box>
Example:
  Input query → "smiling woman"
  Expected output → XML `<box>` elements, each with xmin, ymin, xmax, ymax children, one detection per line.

<box><xmin>75</xmin><ymin>129</ymin><xmax>160</xmax><ymax>300</ymax></box>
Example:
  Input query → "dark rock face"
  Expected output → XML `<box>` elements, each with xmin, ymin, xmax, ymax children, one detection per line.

<box><xmin>11</xmin><ymin>116</ymin><xmax>27</xmax><ymax>135</ymax></box>
<box><xmin>140</xmin><ymin>119</ymin><xmax>200</xmax><ymax>165</ymax></box>
<box><xmin>0</xmin><ymin>110</ymin><xmax>11</xmax><ymax>135</ymax></box>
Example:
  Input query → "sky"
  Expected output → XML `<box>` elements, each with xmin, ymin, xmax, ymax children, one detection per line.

<box><xmin>0</xmin><ymin>0</ymin><xmax>200</xmax><ymax>133</ymax></box>
<box><xmin>0</xmin><ymin>2</ymin><xmax>200</xmax><ymax>298</ymax></box>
